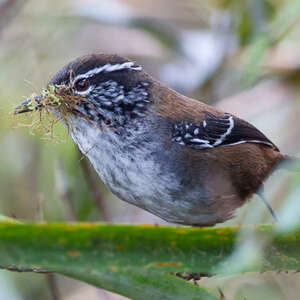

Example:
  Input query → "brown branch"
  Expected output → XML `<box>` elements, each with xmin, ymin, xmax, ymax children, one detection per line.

<box><xmin>78</xmin><ymin>150</ymin><xmax>109</xmax><ymax>221</ymax></box>
<box><xmin>55</xmin><ymin>159</ymin><xmax>77</xmax><ymax>221</ymax></box>
<box><xmin>47</xmin><ymin>273</ymin><xmax>62</xmax><ymax>300</ymax></box>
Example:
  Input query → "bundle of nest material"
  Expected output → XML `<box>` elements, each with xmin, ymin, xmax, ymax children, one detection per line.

<box><xmin>13</xmin><ymin>85</ymin><xmax>84</xmax><ymax>139</ymax></box>
<box><xmin>14</xmin><ymin>85</ymin><xmax>83</xmax><ymax>115</ymax></box>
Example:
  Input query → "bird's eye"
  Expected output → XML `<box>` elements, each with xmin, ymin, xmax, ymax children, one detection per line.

<box><xmin>74</xmin><ymin>78</ymin><xmax>89</xmax><ymax>92</ymax></box>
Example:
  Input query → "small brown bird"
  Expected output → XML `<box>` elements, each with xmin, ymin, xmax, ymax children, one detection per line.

<box><xmin>16</xmin><ymin>54</ymin><xmax>288</xmax><ymax>226</ymax></box>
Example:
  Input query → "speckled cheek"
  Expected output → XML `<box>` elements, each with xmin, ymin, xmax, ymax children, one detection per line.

<box><xmin>75</xmin><ymin>80</ymin><xmax>151</xmax><ymax>127</ymax></box>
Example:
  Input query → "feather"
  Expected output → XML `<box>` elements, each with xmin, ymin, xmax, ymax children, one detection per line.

<box><xmin>172</xmin><ymin>112</ymin><xmax>278</xmax><ymax>150</ymax></box>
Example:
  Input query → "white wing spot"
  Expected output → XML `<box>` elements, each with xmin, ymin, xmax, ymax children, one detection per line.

<box><xmin>190</xmin><ymin>138</ymin><xmax>210</xmax><ymax>144</ymax></box>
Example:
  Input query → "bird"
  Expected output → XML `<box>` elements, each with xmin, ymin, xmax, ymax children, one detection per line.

<box><xmin>16</xmin><ymin>54</ymin><xmax>289</xmax><ymax>226</ymax></box>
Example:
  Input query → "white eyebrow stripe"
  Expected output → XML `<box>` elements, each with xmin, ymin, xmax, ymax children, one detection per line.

<box><xmin>73</xmin><ymin>62</ymin><xmax>142</xmax><ymax>83</ymax></box>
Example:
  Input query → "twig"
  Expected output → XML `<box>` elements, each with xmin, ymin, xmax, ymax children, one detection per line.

<box><xmin>55</xmin><ymin>159</ymin><xmax>77</xmax><ymax>221</ymax></box>
<box><xmin>78</xmin><ymin>150</ymin><xmax>108</xmax><ymax>221</ymax></box>
<box><xmin>47</xmin><ymin>273</ymin><xmax>62</xmax><ymax>300</ymax></box>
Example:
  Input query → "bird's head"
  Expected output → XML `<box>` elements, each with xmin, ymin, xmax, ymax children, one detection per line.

<box><xmin>15</xmin><ymin>54</ymin><xmax>152</xmax><ymax>128</ymax></box>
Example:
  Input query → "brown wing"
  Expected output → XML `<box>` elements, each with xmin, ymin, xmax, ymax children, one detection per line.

<box><xmin>152</xmin><ymin>83</ymin><xmax>278</xmax><ymax>151</ymax></box>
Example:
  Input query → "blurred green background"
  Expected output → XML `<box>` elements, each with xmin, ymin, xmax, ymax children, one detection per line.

<box><xmin>1</xmin><ymin>0</ymin><xmax>300</xmax><ymax>299</ymax></box>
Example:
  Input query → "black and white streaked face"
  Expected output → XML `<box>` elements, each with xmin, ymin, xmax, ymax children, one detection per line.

<box><xmin>48</xmin><ymin>54</ymin><xmax>151</xmax><ymax>127</ymax></box>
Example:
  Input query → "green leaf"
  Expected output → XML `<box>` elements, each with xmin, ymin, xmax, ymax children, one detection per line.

<box><xmin>0</xmin><ymin>223</ymin><xmax>300</xmax><ymax>299</ymax></box>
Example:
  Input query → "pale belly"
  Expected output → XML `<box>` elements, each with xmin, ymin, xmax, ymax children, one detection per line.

<box><xmin>68</xmin><ymin>117</ymin><xmax>226</xmax><ymax>225</ymax></box>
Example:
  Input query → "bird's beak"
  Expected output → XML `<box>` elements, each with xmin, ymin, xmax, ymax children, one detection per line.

<box><xmin>14</xmin><ymin>94</ymin><xmax>45</xmax><ymax>114</ymax></box>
